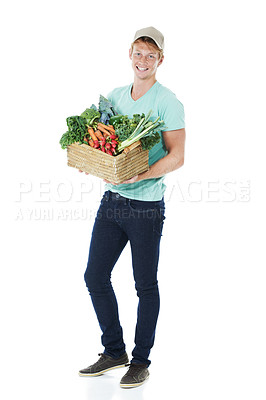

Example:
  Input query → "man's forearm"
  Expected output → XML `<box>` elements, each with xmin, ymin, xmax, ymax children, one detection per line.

<box><xmin>118</xmin><ymin>129</ymin><xmax>186</xmax><ymax>185</ymax></box>
<box><xmin>137</xmin><ymin>152</ymin><xmax>184</xmax><ymax>182</ymax></box>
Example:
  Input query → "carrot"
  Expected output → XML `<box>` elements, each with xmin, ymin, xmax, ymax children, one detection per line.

<box><xmin>97</xmin><ymin>124</ymin><xmax>111</xmax><ymax>136</ymax></box>
<box><xmin>97</xmin><ymin>123</ymin><xmax>116</xmax><ymax>134</ymax></box>
<box><xmin>108</xmin><ymin>128</ymin><xmax>116</xmax><ymax>134</ymax></box>
<box><xmin>97</xmin><ymin>122</ymin><xmax>111</xmax><ymax>129</ymax></box>
<box><xmin>88</xmin><ymin>139</ymin><xmax>94</xmax><ymax>147</ymax></box>
<box><xmin>107</xmin><ymin>128</ymin><xmax>116</xmax><ymax>135</ymax></box>
<box><xmin>123</xmin><ymin>147</ymin><xmax>130</xmax><ymax>154</ymax></box>
<box><xmin>94</xmin><ymin>129</ymin><xmax>104</xmax><ymax>140</ymax></box>
<box><xmin>88</xmin><ymin>127</ymin><xmax>97</xmax><ymax>141</ymax></box>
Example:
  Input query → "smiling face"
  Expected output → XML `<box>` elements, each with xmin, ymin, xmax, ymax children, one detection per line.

<box><xmin>129</xmin><ymin>40</ymin><xmax>164</xmax><ymax>82</ymax></box>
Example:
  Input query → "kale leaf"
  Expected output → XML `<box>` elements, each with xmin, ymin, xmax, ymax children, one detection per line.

<box><xmin>98</xmin><ymin>95</ymin><xmax>117</xmax><ymax>124</ymax></box>
<box><xmin>140</xmin><ymin>131</ymin><xmax>161</xmax><ymax>150</ymax></box>
<box><xmin>59</xmin><ymin>116</ymin><xmax>87</xmax><ymax>149</ymax></box>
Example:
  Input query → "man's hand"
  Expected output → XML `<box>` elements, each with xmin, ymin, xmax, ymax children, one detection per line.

<box><xmin>103</xmin><ymin>175</ymin><xmax>139</xmax><ymax>185</ymax></box>
<box><xmin>79</xmin><ymin>170</ymin><xmax>89</xmax><ymax>175</ymax></box>
<box><xmin>120</xmin><ymin>175</ymin><xmax>139</xmax><ymax>184</ymax></box>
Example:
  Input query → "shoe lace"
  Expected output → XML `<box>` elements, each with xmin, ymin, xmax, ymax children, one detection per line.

<box><xmin>124</xmin><ymin>363</ymin><xmax>147</xmax><ymax>377</ymax></box>
<box><xmin>92</xmin><ymin>353</ymin><xmax>107</xmax><ymax>368</ymax></box>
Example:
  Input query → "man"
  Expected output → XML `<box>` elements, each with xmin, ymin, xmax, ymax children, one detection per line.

<box><xmin>79</xmin><ymin>26</ymin><xmax>186</xmax><ymax>388</ymax></box>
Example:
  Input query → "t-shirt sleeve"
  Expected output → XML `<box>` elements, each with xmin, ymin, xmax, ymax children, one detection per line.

<box><xmin>159</xmin><ymin>92</ymin><xmax>185</xmax><ymax>131</ymax></box>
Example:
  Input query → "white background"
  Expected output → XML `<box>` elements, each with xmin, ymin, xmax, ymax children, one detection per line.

<box><xmin>1</xmin><ymin>0</ymin><xmax>266</xmax><ymax>399</ymax></box>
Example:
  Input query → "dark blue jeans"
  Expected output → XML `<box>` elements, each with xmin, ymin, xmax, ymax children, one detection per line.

<box><xmin>84</xmin><ymin>190</ymin><xmax>165</xmax><ymax>366</ymax></box>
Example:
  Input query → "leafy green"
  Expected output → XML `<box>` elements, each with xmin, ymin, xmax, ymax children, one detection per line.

<box><xmin>112</xmin><ymin>114</ymin><xmax>144</xmax><ymax>142</ymax></box>
<box><xmin>140</xmin><ymin>131</ymin><xmax>161</xmax><ymax>150</ymax></box>
<box><xmin>59</xmin><ymin>116</ymin><xmax>87</xmax><ymax>149</ymax></box>
<box><xmin>80</xmin><ymin>108</ymin><xmax>100</xmax><ymax>129</ymax></box>
<box><xmin>98</xmin><ymin>95</ymin><xmax>117</xmax><ymax>124</ymax></box>
<box><xmin>115</xmin><ymin>110</ymin><xmax>165</xmax><ymax>154</ymax></box>
<box><xmin>59</xmin><ymin>131</ymin><xmax>76</xmax><ymax>149</ymax></box>
<box><xmin>89</xmin><ymin>104</ymin><xmax>98</xmax><ymax>112</ymax></box>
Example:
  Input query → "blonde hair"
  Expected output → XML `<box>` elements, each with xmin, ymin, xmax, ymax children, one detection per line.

<box><xmin>130</xmin><ymin>37</ymin><xmax>164</xmax><ymax>61</ymax></box>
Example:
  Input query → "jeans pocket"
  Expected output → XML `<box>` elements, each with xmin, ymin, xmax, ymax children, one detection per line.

<box><xmin>153</xmin><ymin>211</ymin><xmax>166</xmax><ymax>237</ymax></box>
<box><xmin>96</xmin><ymin>196</ymin><xmax>107</xmax><ymax>219</ymax></box>
<box><xmin>129</xmin><ymin>199</ymin><xmax>160</xmax><ymax>213</ymax></box>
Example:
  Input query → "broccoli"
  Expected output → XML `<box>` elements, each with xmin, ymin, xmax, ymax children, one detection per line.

<box><xmin>80</xmin><ymin>108</ymin><xmax>101</xmax><ymax>129</ymax></box>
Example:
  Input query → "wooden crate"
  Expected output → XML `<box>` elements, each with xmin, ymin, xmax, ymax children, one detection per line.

<box><xmin>67</xmin><ymin>140</ymin><xmax>149</xmax><ymax>184</ymax></box>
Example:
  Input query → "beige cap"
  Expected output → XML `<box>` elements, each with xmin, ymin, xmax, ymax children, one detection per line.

<box><xmin>133</xmin><ymin>26</ymin><xmax>164</xmax><ymax>50</ymax></box>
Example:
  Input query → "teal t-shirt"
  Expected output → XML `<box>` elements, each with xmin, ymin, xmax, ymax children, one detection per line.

<box><xmin>105</xmin><ymin>81</ymin><xmax>185</xmax><ymax>201</ymax></box>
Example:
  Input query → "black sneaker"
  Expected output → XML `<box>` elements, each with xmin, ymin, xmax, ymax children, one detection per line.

<box><xmin>79</xmin><ymin>353</ymin><xmax>129</xmax><ymax>377</ymax></box>
<box><xmin>120</xmin><ymin>363</ymin><xmax>149</xmax><ymax>388</ymax></box>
